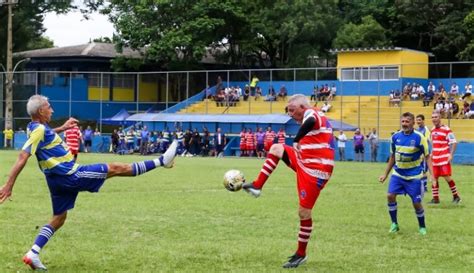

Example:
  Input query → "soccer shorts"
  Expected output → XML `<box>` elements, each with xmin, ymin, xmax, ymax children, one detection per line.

<box><xmin>283</xmin><ymin>145</ymin><xmax>330</xmax><ymax>209</ymax></box>
<box><xmin>240</xmin><ymin>143</ymin><xmax>246</xmax><ymax>151</ymax></box>
<box><xmin>84</xmin><ymin>140</ymin><xmax>92</xmax><ymax>147</ymax></box>
<box><xmin>354</xmin><ymin>144</ymin><xmax>364</xmax><ymax>153</ymax></box>
<box><xmin>388</xmin><ymin>175</ymin><xmax>423</xmax><ymax>203</ymax></box>
<box><xmin>256</xmin><ymin>143</ymin><xmax>264</xmax><ymax>152</ymax></box>
<box><xmin>433</xmin><ymin>164</ymin><xmax>452</xmax><ymax>179</ymax></box>
<box><xmin>264</xmin><ymin>142</ymin><xmax>272</xmax><ymax>152</ymax></box>
<box><xmin>45</xmin><ymin>164</ymin><xmax>109</xmax><ymax>215</ymax></box>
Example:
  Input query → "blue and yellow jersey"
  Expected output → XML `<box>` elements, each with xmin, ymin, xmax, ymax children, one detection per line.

<box><xmin>390</xmin><ymin>130</ymin><xmax>429</xmax><ymax>180</ymax></box>
<box><xmin>416</xmin><ymin>126</ymin><xmax>431</xmax><ymax>143</ymax></box>
<box><xmin>22</xmin><ymin>122</ymin><xmax>78</xmax><ymax>176</ymax></box>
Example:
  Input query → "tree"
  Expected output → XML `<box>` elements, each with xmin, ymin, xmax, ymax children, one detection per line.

<box><xmin>333</xmin><ymin>15</ymin><xmax>391</xmax><ymax>49</ymax></box>
<box><xmin>26</xmin><ymin>36</ymin><xmax>55</xmax><ymax>50</ymax></box>
<box><xmin>457</xmin><ymin>11</ymin><xmax>474</xmax><ymax>61</ymax></box>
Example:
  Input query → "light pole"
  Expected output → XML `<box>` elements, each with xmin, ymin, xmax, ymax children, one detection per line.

<box><xmin>1</xmin><ymin>0</ymin><xmax>19</xmax><ymax>130</ymax></box>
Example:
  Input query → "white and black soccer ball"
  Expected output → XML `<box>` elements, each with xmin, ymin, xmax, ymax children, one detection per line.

<box><xmin>223</xmin><ymin>169</ymin><xmax>245</xmax><ymax>192</ymax></box>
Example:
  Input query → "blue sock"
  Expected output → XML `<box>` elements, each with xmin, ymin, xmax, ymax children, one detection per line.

<box><xmin>388</xmin><ymin>202</ymin><xmax>398</xmax><ymax>224</ymax></box>
<box><xmin>421</xmin><ymin>176</ymin><xmax>428</xmax><ymax>192</ymax></box>
<box><xmin>131</xmin><ymin>160</ymin><xmax>157</xmax><ymax>176</ymax></box>
<box><xmin>31</xmin><ymin>224</ymin><xmax>55</xmax><ymax>254</ymax></box>
<box><xmin>416</xmin><ymin>208</ymin><xmax>426</xmax><ymax>228</ymax></box>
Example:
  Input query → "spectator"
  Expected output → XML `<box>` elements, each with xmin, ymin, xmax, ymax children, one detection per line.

<box><xmin>190</xmin><ymin>128</ymin><xmax>201</xmax><ymax>156</ymax></box>
<box><xmin>250</xmin><ymin>75</ymin><xmax>259</xmax><ymax>95</ymax></box>
<box><xmin>434</xmin><ymin>99</ymin><xmax>445</xmax><ymax>116</ymax></box>
<box><xmin>318</xmin><ymin>84</ymin><xmax>330</xmax><ymax>101</ymax></box>
<box><xmin>321</xmin><ymin>101</ymin><xmax>332</xmax><ymax>113</ymax></box>
<box><xmin>183</xmin><ymin>129</ymin><xmax>192</xmax><ymax>156</ymax></box>
<box><xmin>465</xmin><ymin>101</ymin><xmax>474</xmax><ymax>119</ymax></box>
<box><xmin>366</xmin><ymin>128</ymin><xmax>378</xmax><ymax>162</ymax></box>
<box><xmin>410</xmin><ymin>84</ymin><xmax>420</xmax><ymax>100</ymax></box>
<box><xmin>126</xmin><ymin>128</ymin><xmax>135</xmax><ymax>153</ymax></box>
<box><xmin>389</xmin><ymin>90</ymin><xmax>401</xmax><ymax>107</ymax></box>
<box><xmin>278</xmin><ymin>85</ymin><xmax>288</xmax><ymax>101</ymax></box>
<box><xmin>215</xmin><ymin>89</ymin><xmax>225</xmax><ymax>106</ymax></box>
<box><xmin>2</xmin><ymin>126</ymin><xmax>14</xmax><ymax>148</ymax></box>
<box><xmin>201</xmin><ymin>129</ymin><xmax>211</xmax><ymax>157</ymax></box>
<box><xmin>83</xmin><ymin>125</ymin><xmax>93</xmax><ymax>153</ymax></box>
<box><xmin>426</xmin><ymin>81</ymin><xmax>436</xmax><ymax>95</ymax></box>
<box><xmin>451</xmin><ymin>100</ymin><xmax>460</xmax><ymax>118</ymax></box>
<box><xmin>443</xmin><ymin>100</ymin><xmax>452</xmax><ymax>118</ymax></box>
<box><xmin>423</xmin><ymin>87</ymin><xmax>434</xmax><ymax>107</ymax></box>
<box><xmin>135</xmin><ymin>126</ymin><xmax>142</xmax><ymax>148</ymax></box>
<box><xmin>439</xmin><ymin>87</ymin><xmax>448</xmax><ymax>101</ymax></box>
<box><xmin>214</xmin><ymin>128</ymin><xmax>226</xmax><ymax>157</ymax></box>
<box><xmin>255</xmin><ymin>127</ymin><xmax>266</xmax><ymax>159</ymax></box>
<box><xmin>461</xmin><ymin>81</ymin><xmax>472</xmax><ymax>101</ymax></box>
<box><xmin>243</xmin><ymin>85</ymin><xmax>250</xmax><ymax>101</ymax></box>
<box><xmin>449</xmin><ymin>82</ymin><xmax>459</xmax><ymax>98</ymax></box>
<box><xmin>93</xmin><ymin>128</ymin><xmax>101</xmax><ymax>136</ymax></box>
<box><xmin>140</xmin><ymin>126</ymin><xmax>150</xmax><ymax>155</ymax></box>
<box><xmin>265</xmin><ymin>86</ymin><xmax>276</xmax><ymax>101</ymax></box>
<box><xmin>327</xmin><ymin>83</ymin><xmax>337</xmax><ymax>101</ymax></box>
<box><xmin>110</xmin><ymin>129</ymin><xmax>119</xmax><ymax>153</ymax></box>
<box><xmin>235</xmin><ymin>86</ymin><xmax>242</xmax><ymax>97</ymax></box>
<box><xmin>402</xmin><ymin>83</ymin><xmax>412</xmax><ymax>100</ymax></box>
<box><xmin>310</xmin><ymin>85</ymin><xmax>318</xmax><ymax>102</ymax></box>
<box><xmin>335</xmin><ymin>130</ymin><xmax>347</xmax><ymax>161</ymax></box>
<box><xmin>353</xmin><ymin>128</ymin><xmax>365</xmax><ymax>162</ymax></box>
<box><xmin>255</xmin><ymin>86</ymin><xmax>263</xmax><ymax>101</ymax></box>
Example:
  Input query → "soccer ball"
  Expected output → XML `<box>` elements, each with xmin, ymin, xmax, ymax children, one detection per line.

<box><xmin>223</xmin><ymin>169</ymin><xmax>245</xmax><ymax>192</ymax></box>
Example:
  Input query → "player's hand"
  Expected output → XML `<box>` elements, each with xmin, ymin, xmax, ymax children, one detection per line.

<box><xmin>0</xmin><ymin>184</ymin><xmax>13</xmax><ymax>204</ymax></box>
<box><xmin>63</xmin><ymin>117</ymin><xmax>79</xmax><ymax>130</ymax></box>
<box><xmin>378</xmin><ymin>175</ymin><xmax>387</xmax><ymax>183</ymax></box>
<box><xmin>447</xmin><ymin>154</ymin><xmax>453</xmax><ymax>163</ymax></box>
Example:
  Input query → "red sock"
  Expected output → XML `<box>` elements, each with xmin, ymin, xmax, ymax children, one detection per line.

<box><xmin>252</xmin><ymin>154</ymin><xmax>279</xmax><ymax>189</ymax></box>
<box><xmin>432</xmin><ymin>182</ymin><xmax>439</xmax><ymax>200</ymax></box>
<box><xmin>296</xmin><ymin>219</ymin><xmax>313</xmax><ymax>257</ymax></box>
<box><xmin>448</xmin><ymin>180</ymin><xmax>459</xmax><ymax>198</ymax></box>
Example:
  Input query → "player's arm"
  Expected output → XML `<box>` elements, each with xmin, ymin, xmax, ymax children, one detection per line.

<box><xmin>53</xmin><ymin>117</ymin><xmax>78</xmax><ymax>133</ymax></box>
<box><xmin>449</xmin><ymin>142</ymin><xmax>457</xmax><ymax>163</ymax></box>
<box><xmin>293</xmin><ymin>115</ymin><xmax>315</xmax><ymax>150</ymax></box>
<box><xmin>379</xmin><ymin>154</ymin><xmax>395</xmax><ymax>183</ymax></box>
<box><xmin>0</xmin><ymin>151</ymin><xmax>31</xmax><ymax>203</ymax></box>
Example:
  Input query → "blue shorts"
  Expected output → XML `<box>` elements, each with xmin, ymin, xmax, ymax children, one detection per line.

<box><xmin>388</xmin><ymin>175</ymin><xmax>423</xmax><ymax>203</ymax></box>
<box><xmin>45</xmin><ymin>164</ymin><xmax>108</xmax><ymax>215</ymax></box>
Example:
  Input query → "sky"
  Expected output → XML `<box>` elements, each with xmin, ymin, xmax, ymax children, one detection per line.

<box><xmin>43</xmin><ymin>9</ymin><xmax>114</xmax><ymax>47</ymax></box>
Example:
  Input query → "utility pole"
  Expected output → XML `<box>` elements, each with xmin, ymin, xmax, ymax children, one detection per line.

<box><xmin>4</xmin><ymin>0</ymin><xmax>17</xmax><ymax>130</ymax></box>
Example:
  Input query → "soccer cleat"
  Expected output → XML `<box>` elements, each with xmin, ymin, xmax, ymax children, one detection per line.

<box><xmin>282</xmin><ymin>254</ymin><xmax>307</xmax><ymax>268</ymax></box>
<box><xmin>419</xmin><ymin>227</ymin><xmax>427</xmax><ymax>236</ymax></box>
<box><xmin>428</xmin><ymin>199</ymin><xmax>440</xmax><ymax>204</ymax></box>
<box><xmin>23</xmin><ymin>252</ymin><xmax>47</xmax><ymax>271</ymax></box>
<box><xmin>452</xmin><ymin>196</ymin><xmax>462</xmax><ymax>204</ymax></box>
<box><xmin>389</xmin><ymin>223</ymin><xmax>400</xmax><ymax>233</ymax></box>
<box><xmin>242</xmin><ymin>182</ymin><xmax>261</xmax><ymax>198</ymax></box>
<box><xmin>160</xmin><ymin>140</ymin><xmax>178</xmax><ymax>168</ymax></box>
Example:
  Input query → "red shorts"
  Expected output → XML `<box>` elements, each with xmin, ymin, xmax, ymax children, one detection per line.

<box><xmin>433</xmin><ymin>164</ymin><xmax>452</xmax><ymax>179</ymax></box>
<box><xmin>283</xmin><ymin>145</ymin><xmax>330</xmax><ymax>209</ymax></box>
<box><xmin>70</xmin><ymin>149</ymin><xmax>78</xmax><ymax>156</ymax></box>
<box><xmin>264</xmin><ymin>142</ymin><xmax>272</xmax><ymax>152</ymax></box>
<box><xmin>240</xmin><ymin>143</ymin><xmax>246</xmax><ymax>151</ymax></box>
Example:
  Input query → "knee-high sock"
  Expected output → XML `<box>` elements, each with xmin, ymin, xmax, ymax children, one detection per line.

<box><xmin>252</xmin><ymin>154</ymin><xmax>280</xmax><ymax>189</ymax></box>
<box><xmin>448</xmin><ymin>180</ymin><xmax>459</xmax><ymax>198</ymax></box>
<box><xmin>432</xmin><ymin>182</ymin><xmax>440</xmax><ymax>200</ymax></box>
<box><xmin>296</xmin><ymin>219</ymin><xmax>313</xmax><ymax>257</ymax></box>
<box><xmin>415</xmin><ymin>208</ymin><xmax>426</xmax><ymax>228</ymax></box>
<box><xmin>132</xmin><ymin>160</ymin><xmax>157</xmax><ymax>176</ymax></box>
<box><xmin>388</xmin><ymin>202</ymin><xmax>398</xmax><ymax>224</ymax></box>
<box><xmin>30</xmin><ymin>225</ymin><xmax>56</xmax><ymax>254</ymax></box>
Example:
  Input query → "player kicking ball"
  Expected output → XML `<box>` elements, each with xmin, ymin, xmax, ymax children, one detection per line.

<box><xmin>0</xmin><ymin>95</ymin><xmax>178</xmax><ymax>271</ymax></box>
<box><xmin>379</xmin><ymin>112</ymin><xmax>431</xmax><ymax>235</ymax></box>
<box><xmin>242</xmin><ymin>94</ymin><xmax>335</xmax><ymax>268</ymax></box>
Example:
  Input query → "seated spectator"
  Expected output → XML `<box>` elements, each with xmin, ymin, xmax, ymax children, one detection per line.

<box><xmin>389</xmin><ymin>90</ymin><xmax>401</xmax><ymax>107</ymax></box>
<box><xmin>402</xmin><ymin>83</ymin><xmax>412</xmax><ymax>100</ymax></box>
<box><xmin>434</xmin><ymin>99</ymin><xmax>445</xmax><ymax>117</ymax></box>
<box><xmin>461</xmin><ymin>81</ymin><xmax>472</xmax><ymax>101</ymax></box>
<box><xmin>321</xmin><ymin>101</ymin><xmax>332</xmax><ymax>113</ymax></box>
<box><xmin>443</xmin><ymin>100</ymin><xmax>452</xmax><ymax>118</ymax></box>
<box><xmin>416</xmin><ymin>84</ymin><xmax>425</xmax><ymax>98</ymax></box>
<box><xmin>265</xmin><ymin>86</ymin><xmax>276</xmax><ymax>101</ymax></box>
<box><xmin>310</xmin><ymin>85</ymin><xmax>318</xmax><ymax>101</ymax></box>
<box><xmin>327</xmin><ymin>83</ymin><xmax>337</xmax><ymax>101</ymax></box>
<box><xmin>255</xmin><ymin>86</ymin><xmax>263</xmax><ymax>100</ymax></box>
<box><xmin>317</xmin><ymin>84</ymin><xmax>330</xmax><ymax>101</ymax></box>
<box><xmin>410</xmin><ymin>83</ymin><xmax>420</xmax><ymax>100</ymax></box>
<box><xmin>460</xmin><ymin>102</ymin><xmax>470</xmax><ymax>118</ymax></box>
<box><xmin>243</xmin><ymin>85</ymin><xmax>250</xmax><ymax>101</ymax></box>
<box><xmin>449</xmin><ymin>82</ymin><xmax>459</xmax><ymax>98</ymax></box>
<box><xmin>215</xmin><ymin>89</ymin><xmax>225</xmax><ymax>106</ymax></box>
<box><xmin>228</xmin><ymin>90</ymin><xmax>240</xmax><ymax>106</ymax></box>
<box><xmin>451</xmin><ymin>100</ymin><xmax>460</xmax><ymax>118</ymax></box>
<box><xmin>423</xmin><ymin>88</ymin><xmax>434</xmax><ymax>107</ymax></box>
<box><xmin>439</xmin><ymin>88</ymin><xmax>448</xmax><ymax>101</ymax></box>
<box><xmin>278</xmin><ymin>85</ymin><xmax>287</xmax><ymax>100</ymax></box>
<box><xmin>466</xmin><ymin>101</ymin><xmax>474</xmax><ymax>119</ymax></box>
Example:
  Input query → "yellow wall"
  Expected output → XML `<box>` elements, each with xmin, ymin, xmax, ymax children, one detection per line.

<box><xmin>138</xmin><ymin>82</ymin><xmax>158</xmax><ymax>102</ymax></box>
<box><xmin>399</xmin><ymin>50</ymin><xmax>429</xmax><ymax>78</ymax></box>
<box><xmin>88</xmin><ymin>87</ymin><xmax>110</xmax><ymax>101</ymax></box>
<box><xmin>113</xmin><ymin>88</ymin><xmax>134</xmax><ymax>101</ymax></box>
<box><xmin>336</xmin><ymin>49</ymin><xmax>429</xmax><ymax>79</ymax></box>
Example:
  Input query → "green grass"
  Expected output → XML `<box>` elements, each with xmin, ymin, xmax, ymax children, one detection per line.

<box><xmin>0</xmin><ymin>150</ymin><xmax>473</xmax><ymax>272</ymax></box>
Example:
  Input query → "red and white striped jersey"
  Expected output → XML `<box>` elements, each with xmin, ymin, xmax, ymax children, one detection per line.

<box><xmin>240</xmin><ymin>131</ymin><xmax>245</xmax><ymax>145</ymax></box>
<box><xmin>245</xmin><ymin>132</ymin><xmax>255</xmax><ymax>148</ymax></box>
<box><xmin>277</xmin><ymin>130</ymin><xmax>286</xmax><ymax>144</ymax></box>
<box><xmin>297</xmin><ymin>108</ymin><xmax>335</xmax><ymax>179</ymax></box>
<box><xmin>264</xmin><ymin>130</ymin><xmax>276</xmax><ymax>145</ymax></box>
<box><xmin>64</xmin><ymin>126</ymin><xmax>82</xmax><ymax>152</ymax></box>
<box><xmin>431</xmin><ymin>125</ymin><xmax>456</xmax><ymax>166</ymax></box>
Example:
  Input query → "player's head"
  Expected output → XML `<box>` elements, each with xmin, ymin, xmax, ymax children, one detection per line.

<box><xmin>415</xmin><ymin>114</ymin><xmax>425</xmax><ymax>127</ymax></box>
<box><xmin>287</xmin><ymin>94</ymin><xmax>311</xmax><ymax>123</ymax></box>
<box><xmin>400</xmin><ymin>112</ymin><xmax>415</xmax><ymax>133</ymax></box>
<box><xmin>27</xmin><ymin>95</ymin><xmax>53</xmax><ymax>123</ymax></box>
<box><xmin>431</xmin><ymin>111</ymin><xmax>442</xmax><ymax>127</ymax></box>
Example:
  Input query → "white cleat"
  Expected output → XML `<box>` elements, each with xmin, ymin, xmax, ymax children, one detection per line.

<box><xmin>23</xmin><ymin>251</ymin><xmax>47</xmax><ymax>271</ymax></box>
<box><xmin>242</xmin><ymin>182</ymin><xmax>262</xmax><ymax>198</ymax></box>
<box><xmin>161</xmin><ymin>140</ymin><xmax>178</xmax><ymax>168</ymax></box>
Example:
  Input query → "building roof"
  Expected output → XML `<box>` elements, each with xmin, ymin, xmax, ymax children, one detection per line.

<box><xmin>14</xmin><ymin>42</ymin><xmax>143</xmax><ymax>59</ymax></box>
<box><xmin>330</xmin><ymin>47</ymin><xmax>434</xmax><ymax>56</ymax></box>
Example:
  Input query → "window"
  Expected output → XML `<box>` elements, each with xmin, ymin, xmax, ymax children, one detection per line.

<box><xmin>15</xmin><ymin>72</ymin><xmax>36</xmax><ymax>86</ymax></box>
<box><xmin>340</xmin><ymin>66</ymin><xmax>399</xmax><ymax>81</ymax></box>
<box><xmin>114</xmin><ymin>74</ymin><xmax>134</xmax><ymax>88</ymax></box>
<box><xmin>88</xmin><ymin>73</ymin><xmax>110</xmax><ymax>87</ymax></box>
<box><xmin>40</xmin><ymin>70</ymin><xmax>58</xmax><ymax>86</ymax></box>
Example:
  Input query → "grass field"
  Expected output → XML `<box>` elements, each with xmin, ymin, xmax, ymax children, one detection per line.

<box><xmin>0</xmin><ymin>150</ymin><xmax>473</xmax><ymax>272</ymax></box>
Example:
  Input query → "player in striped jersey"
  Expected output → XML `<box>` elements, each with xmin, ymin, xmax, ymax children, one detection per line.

<box><xmin>242</xmin><ymin>94</ymin><xmax>335</xmax><ymax>268</ymax></box>
<box><xmin>415</xmin><ymin>114</ymin><xmax>431</xmax><ymax>192</ymax></box>
<box><xmin>64</xmin><ymin>124</ymin><xmax>82</xmax><ymax>161</ymax></box>
<box><xmin>379</xmin><ymin>112</ymin><xmax>430</xmax><ymax>235</ymax></box>
<box><xmin>429</xmin><ymin>111</ymin><xmax>461</xmax><ymax>204</ymax></box>
<box><xmin>0</xmin><ymin>95</ymin><xmax>178</xmax><ymax>271</ymax></box>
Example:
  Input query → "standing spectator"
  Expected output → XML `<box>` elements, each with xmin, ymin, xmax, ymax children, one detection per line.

<box><xmin>310</xmin><ymin>86</ymin><xmax>318</xmax><ymax>102</ymax></box>
<box><xmin>110</xmin><ymin>129</ymin><xmax>119</xmax><ymax>153</ymax></box>
<box><xmin>250</xmin><ymin>75</ymin><xmax>259</xmax><ymax>96</ymax></box>
<box><xmin>367</xmin><ymin>128</ymin><xmax>378</xmax><ymax>162</ymax></box>
<box><xmin>3</xmin><ymin>126</ymin><xmax>14</xmax><ymax>148</ymax></box>
<box><xmin>214</xmin><ymin>128</ymin><xmax>226</xmax><ymax>157</ymax></box>
<box><xmin>64</xmin><ymin>125</ymin><xmax>82</xmax><ymax>161</ymax></box>
<box><xmin>277</xmin><ymin>127</ymin><xmax>286</xmax><ymax>144</ymax></box>
<box><xmin>264</xmin><ymin>126</ymin><xmax>276</xmax><ymax>154</ymax></box>
<box><xmin>140</xmin><ymin>126</ymin><xmax>150</xmax><ymax>155</ymax></box>
<box><xmin>353</xmin><ymin>128</ymin><xmax>365</xmax><ymax>162</ymax></box>
<box><xmin>335</xmin><ymin>130</ymin><xmax>347</xmax><ymax>161</ymax></box>
<box><xmin>126</xmin><ymin>128</ymin><xmax>135</xmax><ymax>153</ymax></box>
<box><xmin>82</xmin><ymin>126</ymin><xmax>93</xmax><ymax>153</ymax></box>
<box><xmin>135</xmin><ymin>126</ymin><xmax>142</xmax><ymax>148</ymax></box>
<box><xmin>183</xmin><ymin>129</ymin><xmax>192</xmax><ymax>156</ymax></box>
<box><xmin>0</xmin><ymin>95</ymin><xmax>178</xmax><ymax>271</ymax></box>
<box><xmin>429</xmin><ymin>111</ymin><xmax>462</xmax><ymax>204</ymax></box>
<box><xmin>174</xmin><ymin>127</ymin><xmax>185</xmax><ymax>155</ymax></box>
<box><xmin>93</xmin><ymin>128</ymin><xmax>101</xmax><ymax>136</ymax></box>
<box><xmin>190</xmin><ymin>128</ymin><xmax>201</xmax><ymax>156</ymax></box>
<box><xmin>161</xmin><ymin>128</ymin><xmax>171</xmax><ymax>152</ymax></box>
<box><xmin>378</xmin><ymin>112</ymin><xmax>430</xmax><ymax>235</ymax></box>
<box><xmin>201</xmin><ymin>129</ymin><xmax>211</xmax><ymax>156</ymax></box>
<box><xmin>461</xmin><ymin>81</ymin><xmax>472</xmax><ymax>101</ymax></box>
<box><xmin>278</xmin><ymin>85</ymin><xmax>288</xmax><ymax>101</ymax></box>
<box><xmin>255</xmin><ymin>127</ymin><xmax>266</xmax><ymax>159</ymax></box>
